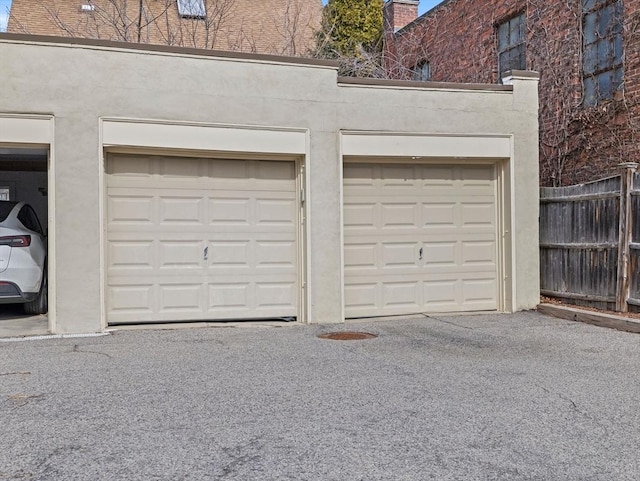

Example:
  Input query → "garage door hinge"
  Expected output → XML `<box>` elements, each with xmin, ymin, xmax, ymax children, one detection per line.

<box><xmin>300</xmin><ymin>188</ymin><xmax>305</xmax><ymax>204</ymax></box>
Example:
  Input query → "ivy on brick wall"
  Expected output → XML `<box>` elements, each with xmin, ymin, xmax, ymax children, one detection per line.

<box><xmin>384</xmin><ymin>0</ymin><xmax>640</xmax><ymax>186</ymax></box>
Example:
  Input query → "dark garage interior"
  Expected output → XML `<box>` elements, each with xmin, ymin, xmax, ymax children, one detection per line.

<box><xmin>0</xmin><ymin>147</ymin><xmax>49</xmax><ymax>327</ymax></box>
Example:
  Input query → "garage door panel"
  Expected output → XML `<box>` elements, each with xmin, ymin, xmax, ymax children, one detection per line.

<box><xmin>209</xmin><ymin>241</ymin><xmax>250</xmax><ymax>266</ymax></box>
<box><xmin>421</xmin><ymin>166</ymin><xmax>456</xmax><ymax>186</ymax></box>
<box><xmin>462</xmin><ymin>241</ymin><xmax>496</xmax><ymax>265</ymax></box>
<box><xmin>159</xmin><ymin>241</ymin><xmax>202</xmax><ymax>268</ymax></box>
<box><xmin>344</xmin><ymin>283</ymin><xmax>378</xmax><ymax>310</ymax></box>
<box><xmin>381</xmin><ymin>165</ymin><xmax>420</xmax><ymax>187</ymax></box>
<box><xmin>106</xmin><ymin>155</ymin><xmax>299</xmax><ymax>323</ymax></box>
<box><xmin>210</xmin><ymin>181</ymin><xmax>295</xmax><ymax>193</ymax></box>
<box><xmin>423</xmin><ymin>280</ymin><xmax>458</xmax><ymax>306</ymax></box>
<box><xmin>109</xmin><ymin>241</ymin><xmax>155</xmax><ymax>269</ymax></box>
<box><xmin>159</xmin><ymin>284</ymin><xmax>206</xmax><ymax>312</ymax></box>
<box><xmin>462</xmin><ymin>278</ymin><xmax>497</xmax><ymax>303</ymax></box>
<box><xmin>108</xmin><ymin>195</ymin><xmax>155</xmax><ymax>224</ymax></box>
<box><xmin>158</xmin><ymin>157</ymin><xmax>201</xmax><ymax>177</ymax></box>
<box><xmin>159</xmin><ymin>197</ymin><xmax>204</xmax><ymax>224</ymax></box>
<box><xmin>256</xmin><ymin>282</ymin><xmax>297</xmax><ymax>307</ymax></box>
<box><xmin>208</xmin><ymin>158</ymin><xmax>251</xmax><ymax>179</ymax></box>
<box><xmin>256</xmin><ymin>160</ymin><xmax>296</xmax><ymax>180</ymax></box>
<box><xmin>422</xmin><ymin>232</ymin><xmax>495</xmax><ymax>242</ymax></box>
<box><xmin>256</xmin><ymin>198</ymin><xmax>297</xmax><ymax>225</ymax></box>
<box><xmin>461</xmin><ymin>202</ymin><xmax>495</xmax><ymax>226</ymax></box>
<box><xmin>208</xmin><ymin>282</ymin><xmax>296</xmax><ymax>317</ymax></box>
<box><xmin>255</xmin><ymin>241</ymin><xmax>297</xmax><ymax>267</ymax></box>
<box><xmin>382</xmin><ymin>281</ymin><xmax>422</xmax><ymax>308</ymax></box>
<box><xmin>422</xmin><ymin>242</ymin><xmax>457</xmax><ymax>266</ymax></box>
<box><xmin>381</xmin><ymin>203</ymin><xmax>420</xmax><ymax>229</ymax></box>
<box><xmin>423</xmin><ymin>203</ymin><xmax>457</xmax><ymax>226</ymax></box>
<box><xmin>344</xmin><ymin>243</ymin><xmax>377</xmax><ymax>270</ymax></box>
<box><xmin>108</xmin><ymin>284</ymin><xmax>154</xmax><ymax>314</ymax></box>
<box><xmin>460</xmin><ymin>165</ymin><xmax>495</xmax><ymax>184</ymax></box>
<box><xmin>209</xmin><ymin>283</ymin><xmax>250</xmax><ymax>309</ymax></box>
<box><xmin>424</xmin><ymin>279</ymin><xmax>497</xmax><ymax>311</ymax></box>
<box><xmin>344</xmin><ymin>163</ymin><xmax>498</xmax><ymax>317</ymax></box>
<box><xmin>344</xmin><ymin>164</ymin><xmax>376</xmax><ymax>185</ymax></box>
<box><xmin>209</xmin><ymin>198</ymin><xmax>250</xmax><ymax>224</ymax></box>
<box><xmin>108</xmin><ymin>156</ymin><xmax>154</xmax><ymax>176</ymax></box>
<box><xmin>381</xmin><ymin>243</ymin><xmax>421</xmax><ymax>268</ymax></box>
<box><xmin>344</xmin><ymin>203</ymin><xmax>376</xmax><ymax>228</ymax></box>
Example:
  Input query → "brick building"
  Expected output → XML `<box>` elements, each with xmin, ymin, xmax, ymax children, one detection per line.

<box><xmin>384</xmin><ymin>0</ymin><xmax>640</xmax><ymax>186</ymax></box>
<box><xmin>7</xmin><ymin>0</ymin><xmax>322</xmax><ymax>56</ymax></box>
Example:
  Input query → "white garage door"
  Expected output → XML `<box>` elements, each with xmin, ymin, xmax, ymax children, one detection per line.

<box><xmin>106</xmin><ymin>155</ymin><xmax>299</xmax><ymax>324</ymax></box>
<box><xmin>344</xmin><ymin>163</ymin><xmax>498</xmax><ymax>317</ymax></box>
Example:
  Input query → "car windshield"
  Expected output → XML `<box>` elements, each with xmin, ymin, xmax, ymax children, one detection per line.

<box><xmin>0</xmin><ymin>202</ymin><xmax>18</xmax><ymax>222</ymax></box>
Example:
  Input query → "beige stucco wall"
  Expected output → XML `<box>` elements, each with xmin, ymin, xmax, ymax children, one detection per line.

<box><xmin>0</xmin><ymin>36</ymin><xmax>539</xmax><ymax>333</ymax></box>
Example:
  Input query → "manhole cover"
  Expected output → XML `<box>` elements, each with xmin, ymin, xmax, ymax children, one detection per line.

<box><xmin>317</xmin><ymin>331</ymin><xmax>378</xmax><ymax>341</ymax></box>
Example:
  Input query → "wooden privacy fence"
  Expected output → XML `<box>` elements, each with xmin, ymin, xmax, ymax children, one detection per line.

<box><xmin>540</xmin><ymin>163</ymin><xmax>639</xmax><ymax>313</ymax></box>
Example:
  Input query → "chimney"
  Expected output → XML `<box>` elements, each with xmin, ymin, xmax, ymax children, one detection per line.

<box><xmin>383</xmin><ymin>0</ymin><xmax>420</xmax><ymax>33</ymax></box>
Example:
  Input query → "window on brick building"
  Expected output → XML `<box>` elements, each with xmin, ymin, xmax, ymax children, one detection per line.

<box><xmin>177</xmin><ymin>0</ymin><xmax>206</xmax><ymax>19</ymax></box>
<box><xmin>412</xmin><ymin>61</ymin><xmax>431</xmax><ymax>81</ymax></box>
<box><xmin>497</xmin><ymin>13</ymin><xmax>526</xmax><ymax>80</ymax></box>
<box><xmin>582</xmin><ymin>0</ymin><xmax>624</xmax><ymax>106</ymax></box>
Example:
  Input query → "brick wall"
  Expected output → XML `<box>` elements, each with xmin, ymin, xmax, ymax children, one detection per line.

<box><xmin>7</xmin><ymin>0</ymin><xmax>322</xmax><ymax>56</ymax></box>
<box><xmin>383</xmin><ymin>0</ymin><xmax>420</xmax><ymax>33</ymax></box>
<box><xmin>385</xmin><ymin>0</ymin><xmax>640</xmax><ymax>186</ymax></box>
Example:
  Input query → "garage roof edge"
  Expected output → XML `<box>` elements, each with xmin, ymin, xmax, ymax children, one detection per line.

<box><xmin>337</xmin><ymin>76</ymin><xmax>513</xmax><ymax>92</ymax></box>
<box><xmin>0</xmin><ymin>33</ymin><xmax>339</xmax><ymax>69</ymax></box>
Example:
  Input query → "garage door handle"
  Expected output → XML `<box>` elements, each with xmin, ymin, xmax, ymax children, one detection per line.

<box><xmin>419</xmin><ymin>247</ymin><xmax>423</xmax><ymax>260</ymax></box>
<box><xmin>203</xmin><ymin>247</ymin><xmax>208</xmax><ymax>261</ymax></box>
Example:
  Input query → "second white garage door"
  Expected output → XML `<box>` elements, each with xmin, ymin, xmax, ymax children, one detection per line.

<box><xmin>106</xmin><ymin>155</ymin><xmax>299</xmax><ymax>324</ymax></box>
<box><xmin>344</xmin><ymin>163</ymin><xmax>499</xmax><ymax>318</ymax></box>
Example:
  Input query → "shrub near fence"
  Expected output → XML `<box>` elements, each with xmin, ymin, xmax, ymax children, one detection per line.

<box><xmin>540</xmin><ymin>163</ymin><xmax>639</xmax><ymax>313</ymax></box>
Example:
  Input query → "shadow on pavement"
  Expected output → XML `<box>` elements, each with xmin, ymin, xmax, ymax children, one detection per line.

<box><xmin>0</xmin><ymin>304</ymin><xmax>48</xmax><ymax>337</ymax></box>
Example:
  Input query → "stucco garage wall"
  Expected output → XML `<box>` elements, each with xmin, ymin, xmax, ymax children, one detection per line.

<box><xmin>335</xmin><ymin>74</ymin><xmax>540</xmax><ymax>319</ymax></box>
<box><xmin>0</xmin><ymin>36</ymin><xmax>539</xmax><ymax>333</ymax></box>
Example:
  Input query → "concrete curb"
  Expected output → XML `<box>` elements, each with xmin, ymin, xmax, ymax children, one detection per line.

<box><xmin>538</xmin><ymin>303</ymin><xmax>640</xmax><ymax>334</ymax></box>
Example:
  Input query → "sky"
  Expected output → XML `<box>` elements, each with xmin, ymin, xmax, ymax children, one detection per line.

<box><xmin>0</xmin><ymin>1</ymin><xmax>445</xmax><ymax>32</ymax></box>
<box><xmin>0</xmin><ymin>0</ymin><xmax>9</xmax><ymax>32</ymax></box>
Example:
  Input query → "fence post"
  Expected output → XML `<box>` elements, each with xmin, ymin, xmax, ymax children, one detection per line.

<box><xmin>616</xmin><ymin>162</ymin><xmax>639</xmax><ymax>312</ymax></box>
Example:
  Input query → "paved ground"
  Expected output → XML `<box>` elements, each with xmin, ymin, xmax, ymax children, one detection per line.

<box><xmin>0</xmin><ymin>304</ymin><xmax>48</xmax><ymax>337</ymax></box>
<box><xmin>1</xmin><ymin>311</ymin><xmax>639</xmax><ymax>480</ymax></box>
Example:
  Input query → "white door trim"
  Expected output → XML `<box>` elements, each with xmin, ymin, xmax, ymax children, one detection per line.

<box><xmin>0</xmin><ymin>114</ymin><xmax>56</xmax><ymax>331</ymax></box>
<box><xmin>341</xmin><ymin>132</ymin><xmax>512</xmax><ymax>159</ymax></box>
<box><xmin>101</xmin><ymin>118</ymin><xmax>307</xmax><ymax>155</ymax></box>
<box><xmin>340</xmin><ymin>131</ymin><xmax>513</xmax><ymax>318</ymax></box>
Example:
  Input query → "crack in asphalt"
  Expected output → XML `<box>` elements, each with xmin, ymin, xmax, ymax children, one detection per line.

<box><xmin>71</xmin><ymin>344</ymin><xmax>112</xmax><ymax>359</ymax></box>
<box><xmin>6</xmin><ymin>393</ymin><xmax>45</xmax><ymax>408</ymax></box>
<box><xmin>536</xmin><ymin>384</ymin><xmax>611</xmax><ymax>437</ymax></box>
<box><xmin>217</xmin><ymin>435</ymin><xmax>265</xmax><ymax>479</ymax></box>
<box><xmin>428</xmin><ymin>315</ymin><xmax>475</xmax><ymax>330</ymax></box>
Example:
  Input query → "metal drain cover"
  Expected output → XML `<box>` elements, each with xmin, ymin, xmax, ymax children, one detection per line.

<box><xmin>317</xmin><ymin>331</ymin><xmax>378</xmax><ymax>341</ymax></box>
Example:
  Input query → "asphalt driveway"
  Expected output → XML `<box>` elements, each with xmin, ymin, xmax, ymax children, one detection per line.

<box><xmin>1</xmin><ymin>311</ymin><xmax>639</xmax><ymax>480</ymax></box>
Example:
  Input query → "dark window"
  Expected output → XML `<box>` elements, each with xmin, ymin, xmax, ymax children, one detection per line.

<box><xmin>582</xmin><ymin>0</ymin><xmax>624</xmax><ymax>106</ymax></box>
<box><xmin>0</xmin><ymin>202</ymin><xmax>17</xmax><ymax>222</ymax></box>
<box><xmin>413</xmin><ymin>61</ymin><xmax>431</xmax><ymax>81</ymax></box>
<box><xmin>177</xmin><ymin>0</ymin><xmax>206</xmax><ymax>19</ymax></box>
<box><xmin>17</xmin><ymin>205</ymin><xmax>43</xmax><ymax>235</ymax></box>
<box><xmin>497</xmin><ymin>13</ymin><xmax>526</xmax><ymax>79</ymax></box>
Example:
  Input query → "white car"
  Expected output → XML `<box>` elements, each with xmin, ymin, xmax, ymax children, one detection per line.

<box><xmin>0</xmin><ymin>201</ymin><xmax>47</xmax><ymax>314</ymax></box>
